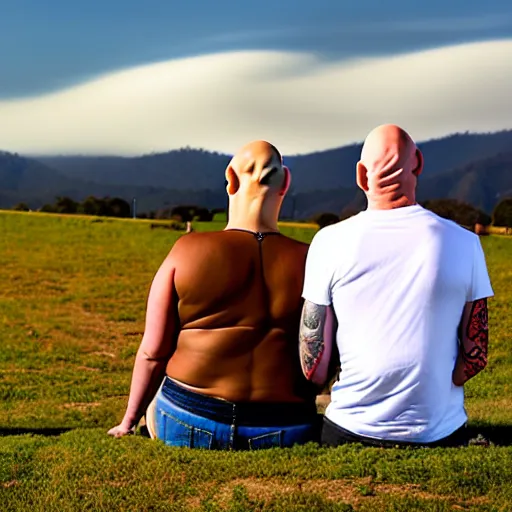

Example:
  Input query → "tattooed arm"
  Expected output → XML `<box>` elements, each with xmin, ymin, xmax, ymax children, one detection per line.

<box><xmin>299</xmin><ymin>300</ymin><xmax>336</xmax><ymax>387</ymax></box>
<box><xmin>452</xmin><ymin>298</ymin><xmax>489</xmax><ymax>386</ymax></box>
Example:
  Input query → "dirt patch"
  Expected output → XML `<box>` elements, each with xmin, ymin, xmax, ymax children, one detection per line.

<box><xmin>191</xmin><ymin>477</ymin><xmax>491</xmax><ymax>509</ymax></box>
<box><xmin>75</xmin><ymin>366</ymin><xmax>101</xmax><ymax>372</ymax></box>
<box><xmin>62</xmin><ymin>402</ymin><xmax>101</xmax><ymax>411</ymax></box>
<box><xmin>90</xmin><ymin>351</ymin><xmax>115</xmax><ymax>358</ymax></box>
<box><xmin>2</xmin><ymin>480</ymin><xmax>19</xmax><ymax>488</ymax></box>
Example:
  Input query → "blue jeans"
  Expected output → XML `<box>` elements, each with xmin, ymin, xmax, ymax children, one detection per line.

<box><xmin>154</xmin><ymin>377</ymin><xmax>319</xmax><ymax>450</ymax></box>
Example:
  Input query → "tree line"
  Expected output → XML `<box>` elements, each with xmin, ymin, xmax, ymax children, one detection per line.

<box><xmin>12</xmin><ymin>196</ymin><xmax>224</xmax><ymax>223</ymax></box>
<box><xmin>315</xmin><ymin>198</ymin><xmax>512</xmax><ymax>229</ymax></box>
<box><xmin>14</xmin><ymin>196</ymin><xmax>133</xmax><ymax>218</ymax></box>
<box><xmin>12</xmin><ymin>195</ymin><xmax>512</xmax><ymax>229</ymax></box>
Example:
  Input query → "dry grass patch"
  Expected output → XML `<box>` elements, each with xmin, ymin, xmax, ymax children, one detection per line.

<box><xmin>62</xmin><ymin>402</ymin><xmax>102</xmax><ymax>411</ymax></box>
<box><xmin>189</xmin><ymin>476</ymin><xmax>493</xmax><ymax>510</ymax></box>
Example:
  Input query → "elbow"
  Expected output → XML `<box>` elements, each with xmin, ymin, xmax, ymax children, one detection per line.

<box><xmin>303</xmin><ymin>367</ymin><xmax>327</xmax><ymax>388</ymax></box>
<box><xmin>470</xmin><ymin>356</ymin><xmax>489</xmax><ymax>377</ymax></box>
<box><xmin>311</xmin><ymin>375</ymin><xmax>327</xmax><ymax>388</ymax></box>
<box><xmin>453</xmin><ymin>359</ymin><xmax>488</xmax><ymax>386</ymax></box>
<box><xmin>452</xmin><ymin>374</ymin><xmax>465</xmax><ymax>387</ymax></box>
<box><xmin>138</xmin><ymin>348</ymin><xmax>170</xmax><ymax>363</ymax></box>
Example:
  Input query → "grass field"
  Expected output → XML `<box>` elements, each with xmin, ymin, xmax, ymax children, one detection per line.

<box><xmin>1</xmin><ymin>210</ymin><xmax>511</xmax><ymax>511</ymax></box>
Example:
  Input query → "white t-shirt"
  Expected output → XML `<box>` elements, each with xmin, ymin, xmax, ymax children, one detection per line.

<box><xmin>302</xmin><ymin>204</ymin><xmax>494</xmax><ymax>443</ymax></box>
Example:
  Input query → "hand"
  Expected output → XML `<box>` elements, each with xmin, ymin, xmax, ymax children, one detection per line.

<box><xmin>107</xmin><ymin>423</ymin><xmax>135</xmax><ymax>438</ymax></box>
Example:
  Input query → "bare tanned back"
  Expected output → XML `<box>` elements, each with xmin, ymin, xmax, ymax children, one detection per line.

<box><xmin>166</xmin><ymin>229</ymin><xmax>313</xmax><ymax>403</ymax></box>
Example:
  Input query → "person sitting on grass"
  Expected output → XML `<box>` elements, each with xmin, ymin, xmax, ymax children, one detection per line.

<box><xmin>108</xmin><ymin>140</ymin><xmax>318</xmax><ymax>449</ymax></box>
<box><xmin>299</xmin><ymin>124</ymin><xmax>494</xmax><ymax>448</ymax></box>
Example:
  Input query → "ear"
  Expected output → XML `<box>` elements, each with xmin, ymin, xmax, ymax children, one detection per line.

<box><xmin>413</xmin><ymin>149</ymin><xmax>424</xmax><ymax>177</ymax></box>
<box><xmin>279</xmin><ymin>166</ymin><xmax>291</xmax><ymax>196</ymax></box>
<box><xmin>356</xmin><ymin>161</ymin><xmax>369</xmax><ymax>192</ymax></box>
<box><xmin>225</xmin><ymin>166</ymin><xmax>240</xmax><ymax>195</ymax></box>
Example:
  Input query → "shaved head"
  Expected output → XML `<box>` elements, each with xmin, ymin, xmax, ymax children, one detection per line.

<box><xmin>226</xmin><ymin>140</ymin><xmax>289</xmax><ymax>197</ymax></box>
<box><xmin>357</xmin><ymin>124</ymin><xmax>423</xmax><ymax>209</ymax></box>
<box><xmin>225</xmin><ymin>140</ymin><xmax>291</xmax><ymax>232</ymax></box>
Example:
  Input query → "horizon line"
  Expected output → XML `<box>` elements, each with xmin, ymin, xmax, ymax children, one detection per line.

<box><xmin>11</xmin><ymin>127</ymin><xmax>510</xmax><ymax>160</ymax></box>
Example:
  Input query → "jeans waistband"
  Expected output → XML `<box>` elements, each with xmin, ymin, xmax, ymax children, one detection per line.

<box><xmin>161</xmin><ymin>377</ymin><xmax>317</xmax><ymax>427</ymax></box>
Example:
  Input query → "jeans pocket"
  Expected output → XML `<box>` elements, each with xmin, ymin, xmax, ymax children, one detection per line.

<box><xmin>248</xmin><ymin>431</ymin><xmax>283</xmax><ymax>450</ymax></box>
<box><xmin>161</xmin><ymin>410</ymin><xmax>214</xmax><ymax>449</ymax></box>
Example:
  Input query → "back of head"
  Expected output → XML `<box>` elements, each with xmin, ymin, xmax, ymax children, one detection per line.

<box><xmin>225</xmin><ymin>140</ymin><xmax>291</xmax><ymax>232</ymax></box>
<box><xmin>357</xmin><ymin>124</ymin><xmax>423</xmax><ymax>210</ymax></box>
<box><xmin>226</xmin><ymin>140</ymin><xmax>290</xmax><ymax>199</ymax></box>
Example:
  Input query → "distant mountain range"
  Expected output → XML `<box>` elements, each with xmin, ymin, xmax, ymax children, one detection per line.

<box><xmin>1</xmin><ymin>130</ymin><xmax>511</xmax><ymax>218</ymax></box>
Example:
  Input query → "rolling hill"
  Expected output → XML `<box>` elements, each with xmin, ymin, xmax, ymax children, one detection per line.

<box><xmin>36</xmin><ymin>130</ymin><xmax>512</xmax><ymax>192</ymax></box>
<box><xmin>1</xmin><ymin>130</ymin><xmax>511</xmax><ymax>218</ymax></box>
<box><xmin>417</xmin><ymin>152</ymin><xmax>512</xmax><ymax>213</ymax></box>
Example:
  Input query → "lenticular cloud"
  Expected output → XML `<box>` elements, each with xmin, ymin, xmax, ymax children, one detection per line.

<box><xmin>0</xmin><ymin>39</ymin><xmax>511</xmax><ymax>155</ymax></box>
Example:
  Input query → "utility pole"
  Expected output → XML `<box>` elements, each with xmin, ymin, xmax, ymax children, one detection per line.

<box><xmin>132</xmin><ymin>197</ymin><xmax>137</xmax><ymax>219</ymax></box>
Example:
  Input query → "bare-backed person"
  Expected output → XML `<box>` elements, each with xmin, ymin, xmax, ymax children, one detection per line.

<box><xmin>108</xmin><ymin>141</ymin><xmax>318</xmax><ymax>449</ymax></box>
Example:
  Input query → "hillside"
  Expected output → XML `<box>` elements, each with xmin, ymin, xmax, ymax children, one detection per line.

<box><xmin>39</xmin><ymin>148</ymin><xmax>231</xmax><ymax>191</ymax></box>
<box><xmin>0</xmin><ymin>151</ymin><xmax>82</xmax><ymax>207</ymax></box>
<box><xmin>0</xmin><ymin>151</ymin><xmax>228</xmax><ymax>213</ymax></box>
<box><xmin>418</xmin><ymin>152</ymin><xmax>512</xmax><ymax>213</ymax></box>
<box><xmin>37</xmin><ymin>130</ymin><xmax>512</xmax><ymax>192</ymax></box>
<box><xmin>1</xmin><ymin>130</ymin><xmax>511</xmax><ymax>217</ymax></box>
<box><xmin>315</xmin><ymin>153</ymin><xmax>512</xmax><ymax>218</ymax></box>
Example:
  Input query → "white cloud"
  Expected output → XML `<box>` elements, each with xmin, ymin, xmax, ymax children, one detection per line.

<box><xmin>0</xmin><ymin>39</ymin><xmax>511</xmax><ymax>156</ymax></box>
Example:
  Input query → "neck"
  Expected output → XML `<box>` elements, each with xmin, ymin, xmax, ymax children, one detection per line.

<box><xmin>226</xmin><ymin>196</ymin><xmax>280</xmax><ymax>232</ymax></box>
<box><xmin>367</xmin><ymin>191</ymin><xmax>417</xmax><ymax>211</ymax></box>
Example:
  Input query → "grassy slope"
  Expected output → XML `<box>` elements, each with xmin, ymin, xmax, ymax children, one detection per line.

<box><xmin>0</xmin><ymin>211</ymin><xmax>511</xmax><ymax>511</ymax></box>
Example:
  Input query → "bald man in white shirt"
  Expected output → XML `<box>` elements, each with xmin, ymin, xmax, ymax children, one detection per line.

<box><xmin>299</xmin><ymin>125</ymin><xmax>493</xmax><ymax>448</ymax></box>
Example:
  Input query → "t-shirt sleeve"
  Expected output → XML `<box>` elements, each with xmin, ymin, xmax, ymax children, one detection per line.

<box><xmin>466</xmin><ymin>236</ymin><xmax>494</xmax><ymax>302</ymax></box>
<box><xmin>302</xmin><ymin>230</ymin><xmax>333</xmax><ymax>306</ymax></box>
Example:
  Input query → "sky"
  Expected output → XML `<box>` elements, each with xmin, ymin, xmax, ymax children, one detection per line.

<box><xmin>0</xmin><ymin>0</ymin><xmax>511</xmax><ymax>155</ymax></box>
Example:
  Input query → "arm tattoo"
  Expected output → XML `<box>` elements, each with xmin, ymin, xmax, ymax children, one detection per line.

<box><xmin>299</xmin><ymin>301</ymin><xmax>327</xmax><ymax>380</ymax></box>
<box><xmin>462</xmin><ymin>298</ymin><xmax>489</xmax><ymax>381</ymax></box>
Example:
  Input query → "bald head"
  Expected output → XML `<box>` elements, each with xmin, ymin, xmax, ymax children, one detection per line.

<box><xmin>357</xmin><ymin>124</ymin><xmax>423</xmax><ymax>209</ymax></box>
<box><xmin>226</xmin><ymin>140</ymin><xmax>290</xmax><ymax>198</ymax></box>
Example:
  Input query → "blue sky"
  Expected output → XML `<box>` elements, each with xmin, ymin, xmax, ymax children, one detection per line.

<box><xmin>0</xmin><ymin>1</ymin><xmax>511</xmax><ymax>155</ymax></box>
<box><xmin>2</xmin><ymin>0</ymin><xmax>511</xmax><ymax>99</ymax></box>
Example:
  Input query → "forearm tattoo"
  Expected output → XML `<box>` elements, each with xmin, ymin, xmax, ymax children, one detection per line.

<box><xmin>462</xmin><ymin>298</ymin><xmax>489</xmax><ymax>381</ymax></box>
<box><xmin>299</xmin><ymin>301</ymin><xmax>327</xmax><ymax>379</ymax></box>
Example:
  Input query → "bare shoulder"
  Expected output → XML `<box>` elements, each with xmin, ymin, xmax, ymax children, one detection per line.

<box><xmin>171</xmin><ymin>231</ymin><xmax>222</xmax><ymax>250</ymax></box>
<box><xmin>167</xmin><ymin>231</ymin><xmax>230</xmax><ymax>263</ymax></box>
<box><xmin>278</xmin><ymin>234</ymin><xmax>310</xmax><ymax>256</ymax></box>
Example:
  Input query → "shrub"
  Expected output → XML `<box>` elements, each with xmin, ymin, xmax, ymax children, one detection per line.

<box><xmin>12</xmin><ymin>202</ymin><xmax>30</xmax><ymax>211</ymax></box>
<box><xmin>422</xmin><ymin>199</ymin><xmax>491</xmax><ymax>228</ymax></box>
<box><xmin>313</xmin><ymin>212</ymin><xmax>340</xmax><ymax>229</ymax></box>
<box><xmin>493</xmin><ymin>198</ymin><xmax>512</xmax><ymax>228</ymax></box>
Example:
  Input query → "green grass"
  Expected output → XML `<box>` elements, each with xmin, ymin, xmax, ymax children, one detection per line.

<box><xmin>1</xmin><ymin>210</ymin><xmax>511</xmax><ymax>511</ymax></box>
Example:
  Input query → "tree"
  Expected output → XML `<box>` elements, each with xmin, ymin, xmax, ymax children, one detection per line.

<box><xmin>106</xmin><ymin>197</ymin><xmax>131</xmax><ymax>218</ymax></box>
<box><xmin>79</xmin><ymin>196</ymin><xmax>109</xmax><ymax>216</ymax></box>
<box><xmin>422</xmin><ymin>199</ymin><xmax>491</xmax><ymax>228</ymax></box>
<box><xmin>340</xmin><ymin>208</ymin><xmax>361</xmax><ymax>221</ymax></box>
<box><xmin>155</xmin><ymin>208</ymin><xmax>173</xmax><ymax>220</ymax></box>
<box><xmin>12</xmin><ymin>202</ymin><xmax>29</xmax><ymax>211</ymax></box>
<box><xmin>492</xmin><ymin>198</ymin><xmax>512</xmax><ymax>227</ymax></box>
<box><xmin>170</xmin><ymin>205</ymin><xmax>213</xmax><ymax>222</ymax></box>
<box><xmin>54</xmin><ymin>196</ymin><xmax>79</xmax><ymax>214</ymax></box>
<box><xmin>194</xmin><ymin>207</ymin><xmax>213</xmax><ymax>222</ymax></box>
<box><xmin>313</xmin><ymin>212</ymin><xmax>340</xmax><ymax>229</ymax></box>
